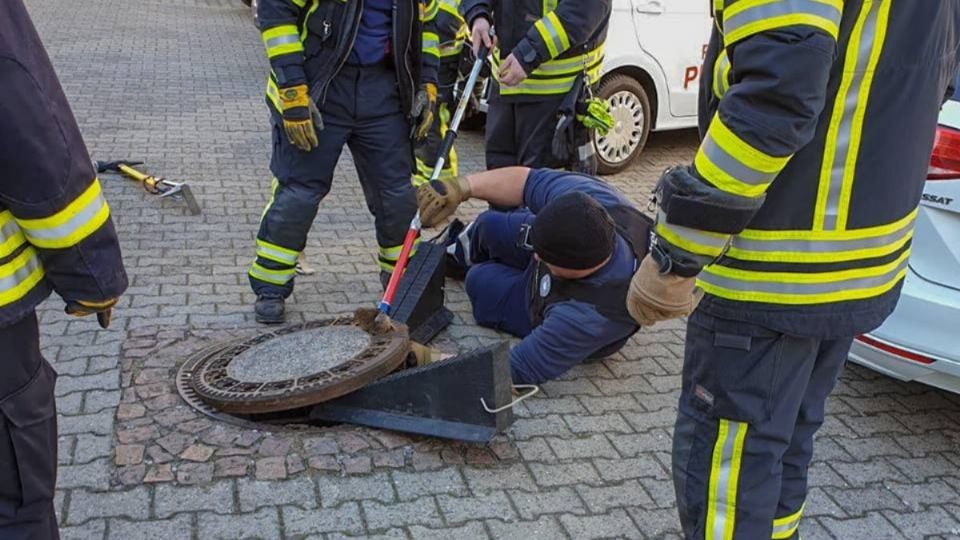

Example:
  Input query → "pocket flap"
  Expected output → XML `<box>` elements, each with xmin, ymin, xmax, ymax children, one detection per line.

<box><xmin>0</xmin><ymin>362</ymin><xmax>56</xmax><ymax>428</ymax></box>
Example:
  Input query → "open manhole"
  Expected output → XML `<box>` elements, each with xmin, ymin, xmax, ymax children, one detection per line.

<box><xmin>176</xmin><ymin>318</ymin><xmax>410</xmax><ymax>426</ymax></box>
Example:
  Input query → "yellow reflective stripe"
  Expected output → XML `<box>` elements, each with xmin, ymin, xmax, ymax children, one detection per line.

<box><xmin>260</xmin><ymin>177</ymin><xmax>281</xmax><ymax>221</ymax></box>
<box><xmin>249</xmin><ymin>262</ymin><xmax>296</xmax><ymax>285</ymax></box>
<box><xmin>772</xmin><ymin>504</ymin><xmax>805</xmax><ymax>539</ymax></box>
<box><xmin>534</xmin><ymin>12</ymin><xmax>570</xmax><ymax>59</ymax></box>
<box><xmin>262</xmin><ymin>24</ymin><xmax>304</xmax><ymax>59</ymax></box>
<box><xmin>256</xmin><ymin>239</ymin><xmax>299</xmax><ymax>266</ymax></box>
<box><xmin>0</xmin><ymin>212</ymin><xmax>27</xmax><ymax>260</ymax></box>
<box><xmin>694</xmin><ymin>115</ymin><xmax>791</xmax><ymax>198</ymax></box>
<box><xmin>422</xmin><ymin>31</ymin><xmax>440</xmax><ymax>57</ymax></box>
<box><xmin>266</xmin><ymin>76</ymin><xmax>282</xmax><ymax>112</ymax></box>
<box><xmin>815</xmin><ymin>0</ymin><xmax>890</xmax><ymax>231</ymax></box>
<box><xmin>713</xmin><ymin>48</ymin><xmax>731</xmax><ymax>99</ymax></box>
<box><xmin>706</xmin><ymin>419</ymin><xmax>748</xmax><ymax>540</ymax></box>
<box><xmin>656</xmin><ymin>218</ymin><xmax>731</xmax><ymax>259</ymax></box>
<box><xmin>739</xmin><ymin>208</ymin><xmax>917</xmax><ymax>241</ymax></box>
<box><xmin>378</xmin><ymin>237</ymin><xmax>422</xmax><ymax>262</ymax></box>
<box><xmin>698</xmin><ymin>249</ymin><xmax>910</xmax><ymax>304</ymax></box>
<box><xmin>0</xmin><ymin>247</ymin><xmax>45</xmax><ymax>308</ymax></box>
<box><xmin>291</xmin><ymin>0</ymin><xmax>307</xmax><ymax>7</ymax></box>
<box><xmin>421</xmin><ymin>0</ymin><xmax>440</xmax><ymax>21</ymax></box>
<box><xmin>501</xmin><ymin>59</ymin><xmax>603</xmax><ymax>96</ymax></box>
<box><xmin>440</xmin><ymin>41</ymin><xmax>464</xmax><ymax>57</ymax></box>
<box><xmin>438</xmin><ymin>0</ymin><xmax>464</xmax><ymax>21</ymax></box>
<box><xmin>300</xmin><ymin>0</ymin><xmax>320</xmax><ymax>40</ymax></box>
<box><xmin>723</xmin><ymin>0</ymin><xmax>843</xmax><ymax>45</ymax></box>
<box><xmin>16</xmin><ymin>179</ymin><xmax>110</xmax><ymax>249</ymax></box>
<box><xmin>534</xmin><ymin>45</ymin><xmax>604</xmax><ymax>76</ymax></box>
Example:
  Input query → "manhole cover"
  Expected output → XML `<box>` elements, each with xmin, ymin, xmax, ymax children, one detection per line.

<box><xmin>186</xmin><ymin>318</ymin><xmax>410</xmax><ymax>414</ymax></box>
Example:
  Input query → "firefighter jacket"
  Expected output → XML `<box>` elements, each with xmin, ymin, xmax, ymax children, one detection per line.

<box><xmin>258</xmin><ymin>0</ymin><xmax>440</xmax><ymax>120</ymax></box>
<box><xmin>653</xmin><ymin>0</ymin><xmax>960</xmax><ymax>338</ymax></box>
<box><xmin>460</xmin><ymin>0</ymin><xmax>610</xmax><ymax>100</ymax></box>
<box><xmin>0</xmin><ymin>0</ymin><xmax>128</xmax><ymax>328</ymax></box>
<box><xmin>434</xmin><ymin>0</ymin><xmax>467</xmax><ymax>72</ymax></box>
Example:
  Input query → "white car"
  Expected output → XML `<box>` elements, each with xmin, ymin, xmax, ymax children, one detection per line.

<box><xmin>847</xmin><ymin>89</ymin><xmax>960</xmax><ymax>394</ymax></box>
<box><xmin>594</xmin><ymin>0</ymin><xmax>711</xmax><ymax>173</ymax></box>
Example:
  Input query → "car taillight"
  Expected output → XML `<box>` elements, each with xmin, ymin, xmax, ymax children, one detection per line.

<box><xmin>855</xmin><ymin>334</ymin><xmax>936</xmax><ymax>365</ymax></box>
<box><xmin>928</xmin><ymin>125</ymin><xmax>960</xmax><ymax>179</ymax></box>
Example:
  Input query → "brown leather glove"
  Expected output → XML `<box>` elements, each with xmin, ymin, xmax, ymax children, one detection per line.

<box><xmin>279</xmin><ymin>84</ymin><xmax>321</xmax><ymax>152</ymax></box>
<box><xmin>416</xmin><ymin>175</ymin><xmax>471</xmax><ymax>227</ymax></box>
<box><xmin>626</xmin><ymin>256</ymin><xmax>703</xmax><ymax>327</ymax></box>
<box><xmin>65</xmin><ymin>298</ymin><xmax>118</xmax><ymax>329</ymax></box>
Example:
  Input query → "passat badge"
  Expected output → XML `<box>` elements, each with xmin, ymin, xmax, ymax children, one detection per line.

<box><xmin>539</xmin><ymin>274</ymin><xmax>551</xmax><ymax>297</ymax></box>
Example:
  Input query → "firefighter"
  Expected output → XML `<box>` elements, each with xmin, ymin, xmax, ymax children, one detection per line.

<box><xmin>625</xmin><ymin>1</ymin><xmax>960</xmax><ymax>538</ymax></box>
<box><xmin>0</xmin><ymin>1</ymin><xmax>128</xmax><ymax>537</ymax></box>
<box><xmin>415</xmin><ymin>167</ymin><xmax>661</xmax><ymax>384</ymax></box>
<box><xmin>461</xmin><ymin>0</ymin><xmax>611</xmax><ymax>171</ymax></box>
<box><xmin>412</xmin><ymin>0</ymin><xmax>468</xmax><ymax>187</ymax></box>
<box><xmin>251</xmin><ymin>0</ymin><xmax>441</xmax><ymax>324</ymax></box>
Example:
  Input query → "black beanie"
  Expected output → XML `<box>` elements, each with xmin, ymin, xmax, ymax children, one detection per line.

<box><xmin>530</xmin><ymin>192</ymin><xmax>616</xmax><ymax>270</ymax></box>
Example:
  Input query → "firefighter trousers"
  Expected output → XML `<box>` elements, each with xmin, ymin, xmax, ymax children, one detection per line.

<box><xmin>250</xmin><ymin>63</ymin><xmax>417</xmax><ymax>297</ymax></box>
<box><xmin>0</xmin><ymin>313</ymin><xmax>59</xmax><ymax>540</ymax></box>
<box><xmin>672</xmin><ymin>309</ymin><xmax>853</xmax><ymax>540</ymax></box>
<box><xmin>485</xmin><ymin>82</ymin><xmax>566</xmax><ymax>170</ymax></box>
<box><xmin>413</xmin><ymin>101</ymin><xmax>458</xmax><ymax>186</ymax></box>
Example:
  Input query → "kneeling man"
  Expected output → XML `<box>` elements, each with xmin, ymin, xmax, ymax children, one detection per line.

<box><xmin>416</xmin><ymin>167</ymin><xmax>700</xmax><ymax>384</ymax></box>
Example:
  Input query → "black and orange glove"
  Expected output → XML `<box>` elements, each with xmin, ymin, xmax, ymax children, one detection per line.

<box><xmin>412</xmin><ymin>83</ymin><xmax>438</xmax><ymax>142</ymax></box>
<box><xmin>279</xmin><ymin>84</ymin><xmax>322</xmax><ymax>152</ymax></box>
<box><xmin>65</xmin><ymin>298</ymin><xmax>118</xmax><ymax>329</ymax></box>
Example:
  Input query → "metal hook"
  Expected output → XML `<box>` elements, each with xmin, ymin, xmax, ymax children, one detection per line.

<box><xmin>480</xmin><ymin>385</ymin><xmax>540</xmax><ymax>413</ymax></box>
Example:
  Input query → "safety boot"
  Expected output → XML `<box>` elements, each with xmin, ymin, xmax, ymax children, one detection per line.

<box><xmin>255</xmin><ymin>295</ymin><xmax>285</xmax><ymax>324</ymax></box>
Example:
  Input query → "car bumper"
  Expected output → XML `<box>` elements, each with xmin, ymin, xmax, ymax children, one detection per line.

<box><xmin>848</xmin><ymin>266</ymin><xmax>960</xmax><ymax>394</ymax></box>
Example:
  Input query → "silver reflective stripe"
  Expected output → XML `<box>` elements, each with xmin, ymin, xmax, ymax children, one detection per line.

<box><xmin>701</xmin><ymin>131</ymin><xmax>778</xmax><ymax>186</ymax></box>
<box><xmin>658</xmin><ymin>211</ymin><xmax>731</xmax><ymax>251</ymax></box>
<box><xmin>0</xmin><ymin>217</ymin><xmax>24</xmax><ymax>258</ymax></box>
<box><xmin>249</xmin><ymin>264</ymin><xmax>295</xmax><ymax>285</ymax></box>
<box><xmin>701</xmin><ymin>256</ymin><xmax>908</xmax><ymax>295</ymax></box>
<box><xmin>724</xmin><ymin>0</ymin><xmax>842</xmax><ymax>39</ymax></box>
<box><xmin>731</xmin><ymin>222</ymin><xmax>912</xmax><ymax>254</ymax></box>
<box><xmin>20</xmin><ymin>191</ymin><xmax>105</xmax><ymax>243</ymax></box>
<box><xmin>0</xmin><ymin>250</ymin><xmax>41</xmax><ymax>296</ymax></box>
<box><xmin>708</xmin><ymin>419</ymin><xmax>746</xmax><ymax>540</ymax></box>
<box><xmin>772</xmin><ymin>513</ymin><xmax>801</xmax><ymax>538</ymax></box>
<box><xmin>502</xmin><ymin>78</ymin><xmax>575</xmax><ymax>94</ymax></box>
<box><xmin>822</xmin><ymin>1</ymin><xmax>881</xmax><ymax>230</ymax></box>
<box><xmin>256</xmin><ymin>243</ymin><xmax>298</xmax><ymax>266</ymax></box>
<box><xmin>539</xmin><ymin>15</ymin><xmax>565</xmax><ymax>55</ymax></box>
<box><xmin>265</xmin><ymin>33</ymin><xmax>301</xmax><ymax>49</ymax></box>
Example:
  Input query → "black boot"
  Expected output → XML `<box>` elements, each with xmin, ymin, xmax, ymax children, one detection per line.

<box><xmin>254</xmin><ymin>295</ymin><xmax>285</xmax><ymax>324</ymax></box>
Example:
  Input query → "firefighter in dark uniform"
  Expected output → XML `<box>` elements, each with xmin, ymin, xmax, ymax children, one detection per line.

<box><xmin>626</xmin><ymin>1</ymin><xmax>960</xmax><ymax>537</ymax></box>
<box><xmin>412</xmin><ymin>0</ymin><xmax>468</xmax><ymax>187</ymax></box>
<box><xmin>414</xmin><ymin>167</ymin><xmax>671</xmax><ymax>384</ymax></box>
<box><xmin>0</xmin><ymin>1</ymin><xmax>128</xmax><ymax>537</ymax></box>
<box><xmin>460</xmin><ymin>0</ymin><xmax>611</xmax><ymax>170</ymax></box>
<box><xmin>251</xmin><ymin>0</ymin><xmax>441</xmax><ymax>324</ymax></box>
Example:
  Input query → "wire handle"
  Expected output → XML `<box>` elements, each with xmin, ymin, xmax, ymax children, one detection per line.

<box><xmin>480</xmin><ymin>385</ymin><xmax>539</xmax><ymax>413</ymax></box>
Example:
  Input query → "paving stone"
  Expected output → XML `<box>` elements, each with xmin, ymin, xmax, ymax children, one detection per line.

<box><xmin>60</xmin><ymin>519</ymin><xmax>106</xmax><ymax>540</ymax></box>
<box><xmin>239</xmin><ymin>476</ymin><xmax>317</xmax><ymax>512</ymax></box>
<box><xmin>831</xmin><ymin>459</ymin><xmax>908</xmax><ymax>487</ymax></box>
<box><xmin>819</xmin><ymin>511</ymin><xmax>907</xmax><ymax>539</ymax></box>
<box><xmin>284</xmin><ymin>502</ymin><xmax>366</xmax><ymax>536</ymax></box>
<box><xmin>626</xmin><ymin>507</ymin><xmax>682</xmax><ymax>538</ymax></box>
<box><xmin>593</xmin><ymin>456</ymin><xmax>669</xmax><ymax>481</ymax></box>
<box><xmin>392</xmin><ymin>468</ymin><xmax>467</xmax><ymax>500</ymax></box>
<box><xmin>107</xmin><ymin>515</ymin><xmax>193</xmax><ymax>540</ymax></box>
<box><xmin>319</xmin><ymin>472</ymin><xmax>395</xmax><ymax>506</ymax></box>
<box><xmin>883</xmin><ymin>506</ymin><xmax>960</xmax><ymax>537</ymax></box>
<box><xmin>180</xmin><ymin>443</ymin><xmax>216</xmax><ymax>462</ymax></box>
<box><xmin>577</xmin><ymin>480</ymin><xmax>652</xmax><ymax>513</ymax></box>
<box><xmin>509</xmin><ymin>487</ymin><xmax>587</xmax><ymax>520</ymax></box>
<box><xmin>438</xmin><ymin>490</ymin><xmax>515</xmax><ymax>523</ymax></box>
<box><xmin>155</xmin><ymin>480</ymin><xmax>234</xmax><ymax>518</ymax></box>
<box><xmin>529</xmin><ymin>462</ymin><xmax>600</xmax><ymax>488</ymax></box>
<box><xmin>198</xmin><ymin>506</ymin><xmax>282</xmax><ymax>540</ymax></box>
<box><xmin>57</xmin><ymin>459</ymin><xmax>111</xmax><ymax>490</ymax></box>
<box><xmin>885</xmin><ymin>479</ymin><xmax>960</xmax><ymax>510</ymax></box>
<box><xmin>560</xmin><ymin>508</ymin><xmax>641</xmax><ymax>539</ymax></box>
<box><xmin>464</xmin><ymin>463</ymin><xmax>537</xmax><ymax>493</ymax></box>
<box><xmin>547</xmin><ymin>434</ymin><xmax>619</xmax><ymax>460</ymax></box>
<box><xmin>255</xmin><ymin>456</ymin><xmax>287</xmax><ymax>480</ymax></box>
<box><xmin>409</xmin><ymin>521</ymin><xmax>489</xmax><ymax>540</ymax></box>
<box><xmin>177</xmin><ymin>462</ymin><xmax>215</xmax><ymax>485</ymax></box>
<box><xmin>823</xmin><ymin>485</ymin><xmax>909</xmax><ymax>517</ymax></box>
<box><xmin>486</xmin><ymin>516</ymin><xmax>566</xmax><ymax>540</ymax></box>
<box><xmin>67</xmin><ymin>488</ymin><xmax>150</xmax><ymax>525</ymax></box>
<box><xmin>515</xmin><ymin>439</ymin><xmax>555</xmax><ymax>462</ymax></box>
<box><xmin>364</xmin><ymin>496</ymin><xmax>443</xmax><ymax>530</ymax></box>
<box><xmin>342</xmin><ymin>455</ymin><xmax>373</xmax><ymax>474</ymax></box>
<box><xmin>73</xmin><ymin>434</ymin><xmax>113</xmax><ymax>465</ymax></box>
<box><xmin>59</xmin><ymin>411</ymin><xmax>114</xmax><ymax>436</ymax></box>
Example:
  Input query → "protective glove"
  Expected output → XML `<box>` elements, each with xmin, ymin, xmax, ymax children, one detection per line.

<box><xmin>626</xmin><ymin>256</ymin><xmax>703</xmax><ymax>327</ymax></box>
<box><xmin>412</xmin><ymin>83</ymin><xmax>438</xmax><ymax>142</ymax></box>
<box><xmin>416</xmin><ymin>175</ymin><xmax>472</xmax><ymax>227</ymax></box>
<box><xmin>65</xmin><ymin>298</ymin><xmax>118</xmax><ymax>329</ymax></box>
<box><xmin>279</xmin><ymin>84</ymin><xmax>321</xmax><ymax>152</ymax></box>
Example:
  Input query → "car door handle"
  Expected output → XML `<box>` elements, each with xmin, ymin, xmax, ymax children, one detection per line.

<box><xmin>635</xmin><ymin>1</ymin><xmax>664</xmax><ymax>14</ymax></box>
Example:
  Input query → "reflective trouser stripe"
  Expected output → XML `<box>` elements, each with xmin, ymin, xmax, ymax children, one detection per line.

<box><xmin>726</xmin><ymin>209</ymin><xmax>915</xmax><ymax>263</ymax></box>
<box><xmin>698</xmin><ymin>249</ymin><xmax>910</xmax><ymax>304</ymax></box>
<box><xmin>16</xmin><ymin>178</ymin><xmax>111</xmax><ymax>249</ymax></box>
<box><xmin>722</xmin><ymin>0</ymin><xmax>843</xmax><ymax>46</ymax></box>
<box><xmin>713</xmin><ymin>48</ymin><xmax>731</xmax><ymax>99</ymax></box>
<box><xmin>534</xmin><ymin>12</ymin><xmax>570</xmax><ymax>59</ymax></box>
<box><xmin>413</xmin><ymin>104</ymin><xmax>457</xmax><ymax>187</ymax></box>
<box><xmin>772</xmin><ymin>504</ymin><xmax>805</xmax><ymax>539</ymax></box>
<box><xmin>422</xmin><ymin>32</ymin><xmax>440</xmax><ymax>59</ymax></box>
<box><xmin>262</xmin><ymin>25</ymin><xmax>304</xmax><ymax>59</ymax></box>
<box><xmin>260</xmin><ymin>177</ymin><xmax>280</xmax><ymax>221</ymax></box>
<box><xmin>378</xmin><ymin>238</ymin><xmax>421</xmax><ymax>272</ymax></box>
<box><xmin>694</xmin><ymin>114</ymin><xmax>791</xmax><ymax>198</ymax></box>
<box><xmin>705</xmin><ymin>419</ymin><xmax>748</xmax><ymax>540</ymax></box>
<box><xmin>815</xmin><ymin>0</ymin><xmax>891</xmax><ymax>231</ymax></box>
<box><xmin>0</xmin><ymin>247</ymin><xmax>45</xmax><ymax>308</ymax></box>
<box><xmin>249</xmin><ymin>262</ymin><xmax>296</xmax><ymax>286</ymax></box>
<box><xmin>256</xmin><ymin>239</ymin><xmax>299</xmax><ymax>266</ymax></box>
<box><xmin>0</xmin><ymin>212</ymin><xmax>27</xmax><ymax>260</ymax></box>
<box><xmin>266</xmin><ymin>76</ymin><xmax>282</xmax><ymax>113</ymax></box>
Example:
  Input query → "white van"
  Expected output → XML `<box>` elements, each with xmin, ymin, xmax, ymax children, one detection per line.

<box><xmin>595</xmin><ymin>0</ymin><xmax>711</xmax><ymax>173</ymax></box>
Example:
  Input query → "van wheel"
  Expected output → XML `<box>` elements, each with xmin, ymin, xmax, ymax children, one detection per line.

<box><xmin>594</xmin><ymin>74</ymin><xmax>652</xmax><ymax>175</ymax></box>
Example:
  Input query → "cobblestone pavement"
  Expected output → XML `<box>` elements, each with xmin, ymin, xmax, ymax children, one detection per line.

<box><xmin>22</xmin><ymin>0</ymin><xmax>960</xmax><ymax>538</ymax></box>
